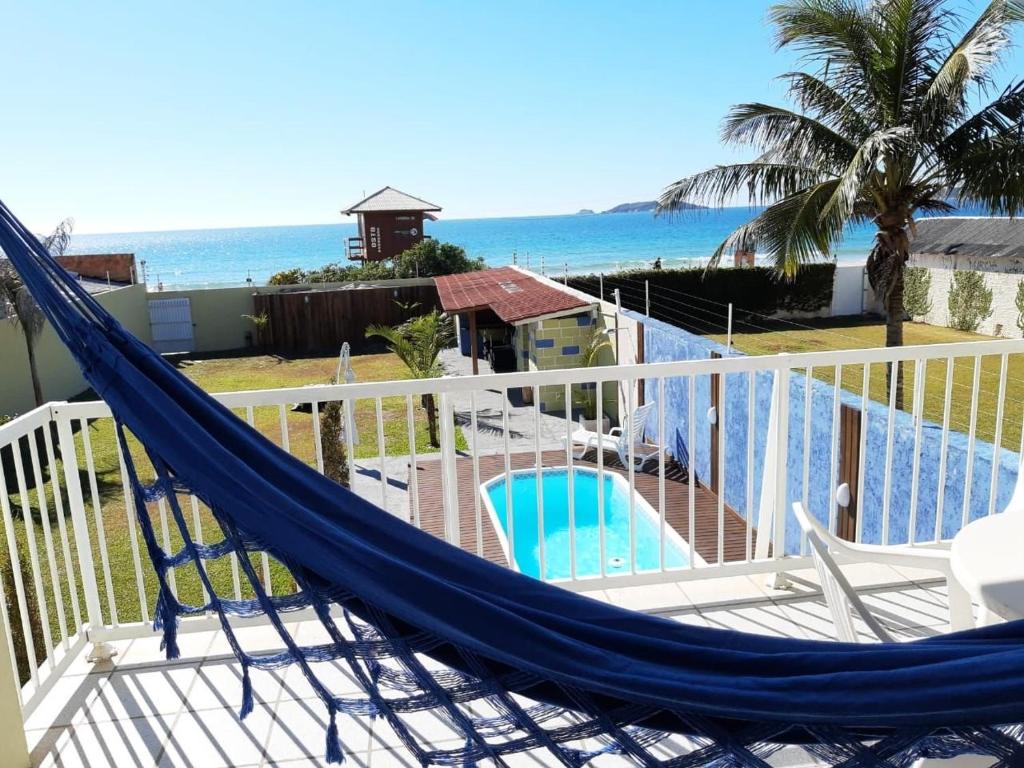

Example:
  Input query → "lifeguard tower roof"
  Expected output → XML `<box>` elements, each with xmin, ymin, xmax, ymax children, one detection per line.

<box><xmin>342</xmin><ymin>187</ymin><xmax>442</xmax><ymax>215</ymax></box>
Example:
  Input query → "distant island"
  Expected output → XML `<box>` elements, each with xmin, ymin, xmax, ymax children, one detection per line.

<box><xmin>576</xmin><ymin>208</ymin><xmax>595</xmax><ymax>215</ymax></box>
<box><xmin>591</xmin><ymin>200</ymin><xmax>707</xmax><ymax>214</ymax></box>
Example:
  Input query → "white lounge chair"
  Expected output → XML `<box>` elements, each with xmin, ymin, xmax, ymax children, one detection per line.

<box><xmin>566</xmin><ymin>402</ymin><xmax>663</xmax><ymax>471</ymax></box>
<box><xmin>792</xmin><ymin>502</ymin><xmax>974</xmax><ymax>643</ymax></box>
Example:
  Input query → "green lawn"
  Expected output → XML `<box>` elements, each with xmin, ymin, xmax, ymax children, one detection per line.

<box><xmin>708</xmin><ymin>317</ymin><xmax>1022</xmax><ymax>451</ymax></box>
<box><xmin>1</xmin><ymin>351</ymin><xmax>465</xmax><ymax>681</ymax></box>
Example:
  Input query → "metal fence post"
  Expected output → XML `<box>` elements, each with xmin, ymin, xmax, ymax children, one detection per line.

<box><xmin>54</xmin><ymin>406</ymin><xmax>116</xmax><ymax>660</ymax></box>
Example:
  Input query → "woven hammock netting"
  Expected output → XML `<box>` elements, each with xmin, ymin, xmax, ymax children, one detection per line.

<box><xmin>3</xmin><ymin>197</ymin><xmax>1024</xmax><ymax>767</ymax></box>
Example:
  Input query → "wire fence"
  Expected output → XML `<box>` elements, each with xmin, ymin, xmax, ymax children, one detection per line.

<box><xmin>567</xmin><ymin>272</ymin><xmax>1024</xmax><ymax>451</ymax></box>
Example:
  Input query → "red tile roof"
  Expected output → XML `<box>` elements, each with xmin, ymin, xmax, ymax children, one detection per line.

<box><xmin>435</xmin><ymin>267</ymin><xmax>591</xmax><ymax>324</ymax></box>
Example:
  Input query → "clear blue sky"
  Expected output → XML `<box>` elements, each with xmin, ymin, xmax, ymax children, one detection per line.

<box><xmin>1</xmin><ymin>1</ymin><xmax>1018</xmax><ymax>234</ymax></box>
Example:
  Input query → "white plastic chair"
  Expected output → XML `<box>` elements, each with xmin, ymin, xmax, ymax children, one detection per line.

<box><xmin>566</xmin><ymin>402</ymin><xmax>660</xmax><ymax>469</ymax></box>
<box><xmin>792</xmin><ymin>503</ymin><xmax>974</xmax><ymax>642</ymax></box>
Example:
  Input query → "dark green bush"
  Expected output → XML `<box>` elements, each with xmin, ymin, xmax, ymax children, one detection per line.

<box><xmin>393</xmin><ymin>240</ymin><xmax>485</xmax><ymax>278</ymax></box>
<box><xmin>567</xmin><ymin>263</ymin><xmax>836</xmax><ymax>319</ymax></box>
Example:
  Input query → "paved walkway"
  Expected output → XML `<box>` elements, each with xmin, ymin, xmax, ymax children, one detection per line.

<box><xmin>439</xmin><ymin>348</ymin><xmax>574</xmax><ymax>456</ymax></box>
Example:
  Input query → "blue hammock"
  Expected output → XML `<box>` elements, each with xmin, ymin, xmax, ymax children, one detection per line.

<box><xmin>3</xmin><ymin>199</ymin><xmax>1024</xmax><ymax>767</ymax></box>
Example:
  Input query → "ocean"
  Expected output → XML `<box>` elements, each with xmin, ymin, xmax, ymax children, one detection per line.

<box><xmin>66</xmin><ymin>208</ymin><xmax>882</xmax><ymax>289</ymax></box>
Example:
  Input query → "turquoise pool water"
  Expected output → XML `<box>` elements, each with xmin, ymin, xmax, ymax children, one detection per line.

<box><xmin>483</xmin><ymin>467</ymin><xmax>690</xmax><ymax>580</ymax></box>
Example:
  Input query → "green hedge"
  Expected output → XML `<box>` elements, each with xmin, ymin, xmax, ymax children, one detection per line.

<box><xmin>567</xmin><ymin>263</ymin><xmax>836</xmax><ymax>318</ymax></box>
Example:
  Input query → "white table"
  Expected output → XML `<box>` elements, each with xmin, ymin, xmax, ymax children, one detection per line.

<box><xmin>950</xmin><ymin>513</ymin><xmax>1024</xmax><ymax>624</ymax></box>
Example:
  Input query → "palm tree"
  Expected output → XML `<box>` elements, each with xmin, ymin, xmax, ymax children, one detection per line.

<box><xmin>659</xmin><ymin>0</ymin><xmax>1024</xmax><ymax>401</ymax></box>
<box><xmin>0</xmin><ymin>219</ymin><xmax>74</xmax><ymax>408</ymax></box>
<box><xmin>366</xmin><ymin>310</ymin><xmax>455</xmax><ymax>447</ymax></box>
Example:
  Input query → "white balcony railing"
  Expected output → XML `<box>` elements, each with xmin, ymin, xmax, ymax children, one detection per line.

<box><xmin>0</xmin><ymin>338</ymin><xmax>1022</xmax><ymax>726</ymax></box>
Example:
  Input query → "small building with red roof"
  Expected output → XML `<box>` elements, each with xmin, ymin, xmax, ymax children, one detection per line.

<box><xmin>435</xmin><ymin>266</ymin><xmax>606</xmax><ymax>415</ymax></box>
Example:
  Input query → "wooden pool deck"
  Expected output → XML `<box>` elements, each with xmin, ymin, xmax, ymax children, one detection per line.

<box><xmin>412</xmin><ymin>449</ymin><xmax>756</xmax><ymax>568</ymax></box>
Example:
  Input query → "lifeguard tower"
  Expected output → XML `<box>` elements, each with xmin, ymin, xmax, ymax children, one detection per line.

<box><xmin>341</xmin><ymin>187</ymin><xmax>442</xmax><ymax>262</ymax></box>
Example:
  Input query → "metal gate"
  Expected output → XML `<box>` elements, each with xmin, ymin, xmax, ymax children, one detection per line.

<box><xmin>149</xmin><ymin>297</ymin><xmax>195</xmax><ymax>353</ymax></box>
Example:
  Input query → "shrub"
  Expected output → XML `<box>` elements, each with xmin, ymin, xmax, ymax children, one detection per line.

<box><xmin>1016</xmin><ymin>280</ymin><xmax>1024</xmax><ymax>336</ymax></box>
<box><xmin>268</xmin><ymin>241</ymin><xmax>483</xmax><ymax>285</ymax></box>
<box><xmin>393</xmin><ymin>240</ymin><xmax>484</xmax><ymax>278</ymax></box>
<box><xmin>902</xmin><ymin>266</ymin><xmax>932</xmax><ymax>319</ymax></box>
<box><xmin>947</xmin><ymin>270</ymin><xmax>993</xmax><ymax>332</ymax></box>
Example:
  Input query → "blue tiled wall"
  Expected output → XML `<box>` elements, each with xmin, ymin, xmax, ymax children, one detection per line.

<box><xmin>629</xmin><ymin>310</ymin><xmax>1020</xmax><ymax>555</ymax></box>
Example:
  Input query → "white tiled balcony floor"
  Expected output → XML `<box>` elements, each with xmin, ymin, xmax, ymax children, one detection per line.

<box><xmin>24</xmin><ymin>565</ymin><xmax>957</xmax><ymax>767</ymax></box>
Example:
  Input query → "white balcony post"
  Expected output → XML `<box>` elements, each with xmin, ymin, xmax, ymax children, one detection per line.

<box><xmin>771</xmin><ymin>362</ymin><xmax>791</xmax><ymax>588</ymax></box>
<box><xmin>0</xmin><ymin>605</ymin><xmax>29</xmax><ymax>768</ymax></box>
<box><xmin>54</xmin><ymin>406</ymin><xmax>116</xmax><ymax>661</ymax></box>
<box><xmin>438</xmin><ymin>392</ymin><xmax>460</xmax><ymax>547</ymax></box>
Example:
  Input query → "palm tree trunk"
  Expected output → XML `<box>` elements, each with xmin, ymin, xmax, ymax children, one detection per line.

<box><xmin>25</xmin><ymin>335</ymin><xmax>44</xmax><ymax>408</ymax></box>
<box><xmin>867</xmin><ymin>216</ymin><xmax>910</xmax><ymax>410</ymax></box>
<box><xmin>424</xmin><ymin>393</ymin><xmax>439</xmax><ymax>448</ymax></box>
<box><xmin>885</xmin><ymin>273</ymin><xmax>905</xmax><ymax>410</ymax></box>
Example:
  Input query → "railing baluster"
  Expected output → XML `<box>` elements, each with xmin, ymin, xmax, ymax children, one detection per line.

<box><xmin>772</xmin><ymin>365</ymin><xmax>791</xmax><ymax>561</ymax></box>
<box><xmin>657</xmin><ymin>378</ymin><xmax>666</xmax><ymax>571</ymax></box>
<box><xmin>935</xmin><ymin>357</ymin><xmax>955</xmax><ymax>542</ymax></box>
<box><xmin>406</xmin><ymin>395</ymin><xmax>421</xmax><ymax>529</ymax></box>
<box><xmin>190</xmin><ymin>495</ymin><xmax>210</xmax><ymax>603</ymax></box>
<box><xmin>535</xmin><ymin>386</ymin><xmax>546</xmax><ymax>581</ymax></box>
<box><xmin>882</xmin><ymin>360</ymin><xmax>899</xmax><ymax>545</ymax></box>
<box><xmin>344</xmin><ymin>398</ymin><xmax>357</xmax><ymax>491</ymax></box>
<box><xmin>987</xmin><ymin>354</ymin><xmax>1009</xmax><ymax>517</ymax></box>
<box><xmin>962</xmin><ymin>355</ymin><xmax>982</xmax><ymax>530</ymax></box>
<box><xmin>855</xmin><ymin>364</ymin><xmax>870</xmax><ymax>543</ymax></box>
<box><xmin>12</xmin><ymin>438</ymin><xmax>54</xmax><ymax>660</ymax></box>
<box><xmin>467</xmin><ymin>392</ymin><xmax>480</xmax><ymax>554</ymax></box>
<box><xmin>716</xmin><ymin>369</ymin><xmax>725</xmax><ymax>566</ymax></box>
<box><xmin>278</xmin><ymin>403</ymin><xmax>290</xmax><ymax>454</ymax></box>
<box><xmin>502</xmin><ymin>389</ymin><xmax>513</xmax><ymax>567</ymax></box>
<box><xmin>596</xmin><ymin>379</ymin><xmax>607</xmax><ymax>578</ymax></box>
<box><xmin>745</xmin><ymin>372</ymin><xmax>755</xmax><ymax>562</ymax></box>
<box><xmin>157</xmin><ymin>498</ymin><xmax>177</xmax><ymax>597</ymax></box>
<box><xmin>801</xmin><ymin>367</ymin><xmax>812</xmax><ymax>557</ymax></box>
<box><xmin>0</xmin><ymin>445</ymin><xmax>38</xmax><ymax>686</ymax></box>
<box><xmin>42</xmin><ymin>422</ymin><xmax>81</xmax><ymax>630</ymax></box>
<box><xmin>27</xmin><ymin>429</ymin><xmax>67</xmax><ymax>648</ymax></box>
<box><xmin>115</xmin><ymin>436</ymin><xmax>150</xmax><ymax>624</ymax></box>
<box><xmin>375</xmin><ymin>397</ymin><xmax>387</xmax><ymax>511</ymax></box>
<box><xmin>80</xmin><ymin>422</ymin><xmax>118</xmax><ymax>625</ymax></box>
<box><xmin>626</xmin><ymin>379</ymin><xmax>637</xmax><ymax>574</ymax></box>
<box><xmin>828</xmin><ymin>365</ymin><xmax>841</xmax><ymax>536</ymax></box>
<box><xmin>55</xmin><ymin>412</ymin><xmax>105</xmax><ymax>648</ymax></box>
<box><xmin>687</xmin><ymin>375</ymin><xmax>696</xmax><ymax>569</ymax></box>
<box><xmin>311</xmin><ymin>401</ymin><xmax>324</xmax><ymax>474</ymax></box>
<box><xmin>908</xmin><ymin>360</ymin><xmax>926</xmax><ymax>544</ymax></box>
<box><xmin>243</xmin><ymin>407</ymin><xmax>273</xmax><ymax>597</ymax></box>
<box><xmin>564</xmin><ymin>383</ymin><xmax>576</xmax><ymax>581</ymax></box>
<box><xmin>0</xmin><ymin>567</ymin><xmax>21</xmax><ymax>706</ymax></box>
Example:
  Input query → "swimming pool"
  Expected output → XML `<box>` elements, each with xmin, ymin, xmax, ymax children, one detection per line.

<box><xmin>480</xmin><ymin>467</ymin><xmax>695</xmax><ymax>580</ymax></box>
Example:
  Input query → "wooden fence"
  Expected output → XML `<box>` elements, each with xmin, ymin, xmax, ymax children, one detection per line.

<box><xmin>254</xmin><ymin>283</ymin><xmax>440</xmax><ymax>354</ymax></box>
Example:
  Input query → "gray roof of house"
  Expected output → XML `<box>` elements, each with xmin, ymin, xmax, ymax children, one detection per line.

<box><xmin>912</xmin><ymin>217</ymin><xmax>1024</xmax><ymax>259</ymax></box>
<box><xmin>342</xmin><ymin>186</ymin><xmax>442</xmax><ymax>215</ymax></box>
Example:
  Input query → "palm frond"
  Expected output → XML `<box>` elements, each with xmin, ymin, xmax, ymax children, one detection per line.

<box><xmin>781</xmin><ymin>71</ymin><xmax>873</xmax><ymax>138</ymax></box>
<box><xmin>926</xmin><ymin>0</ymin><xmax>1021</xmax><ymax>103</ymax></box>
<box><xmin>932</xmin><ymin>81</ymin><xmax>1024</xmax><ymax>161</ymax></box>
<box><xmin>709</xmin><ymin>179</ymin><xmax>846</xmax><ymax>276</ymax></box>
<box><xmin>721</xmin><ymin>102</ymin><xmax>858</xmax><ymax>171</ymax></box>
<box><xmin>769</xmin><ymin>0</ymin><xmax>890</xmax><ymax>114</ymax></box>
<box><xmin>948</xmin><ymin>132</ymin><xmax>1024</xmax><ymax>216</ymax></box>
<box><xmin>821</xmin><ymin>126</ymin><xmax>915</xmax><ymax>222</ymax></box>
<box><xmin>658</xmin><ymin>162</ymin><xmax>830</xmax><ymax>211</ymax></box>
